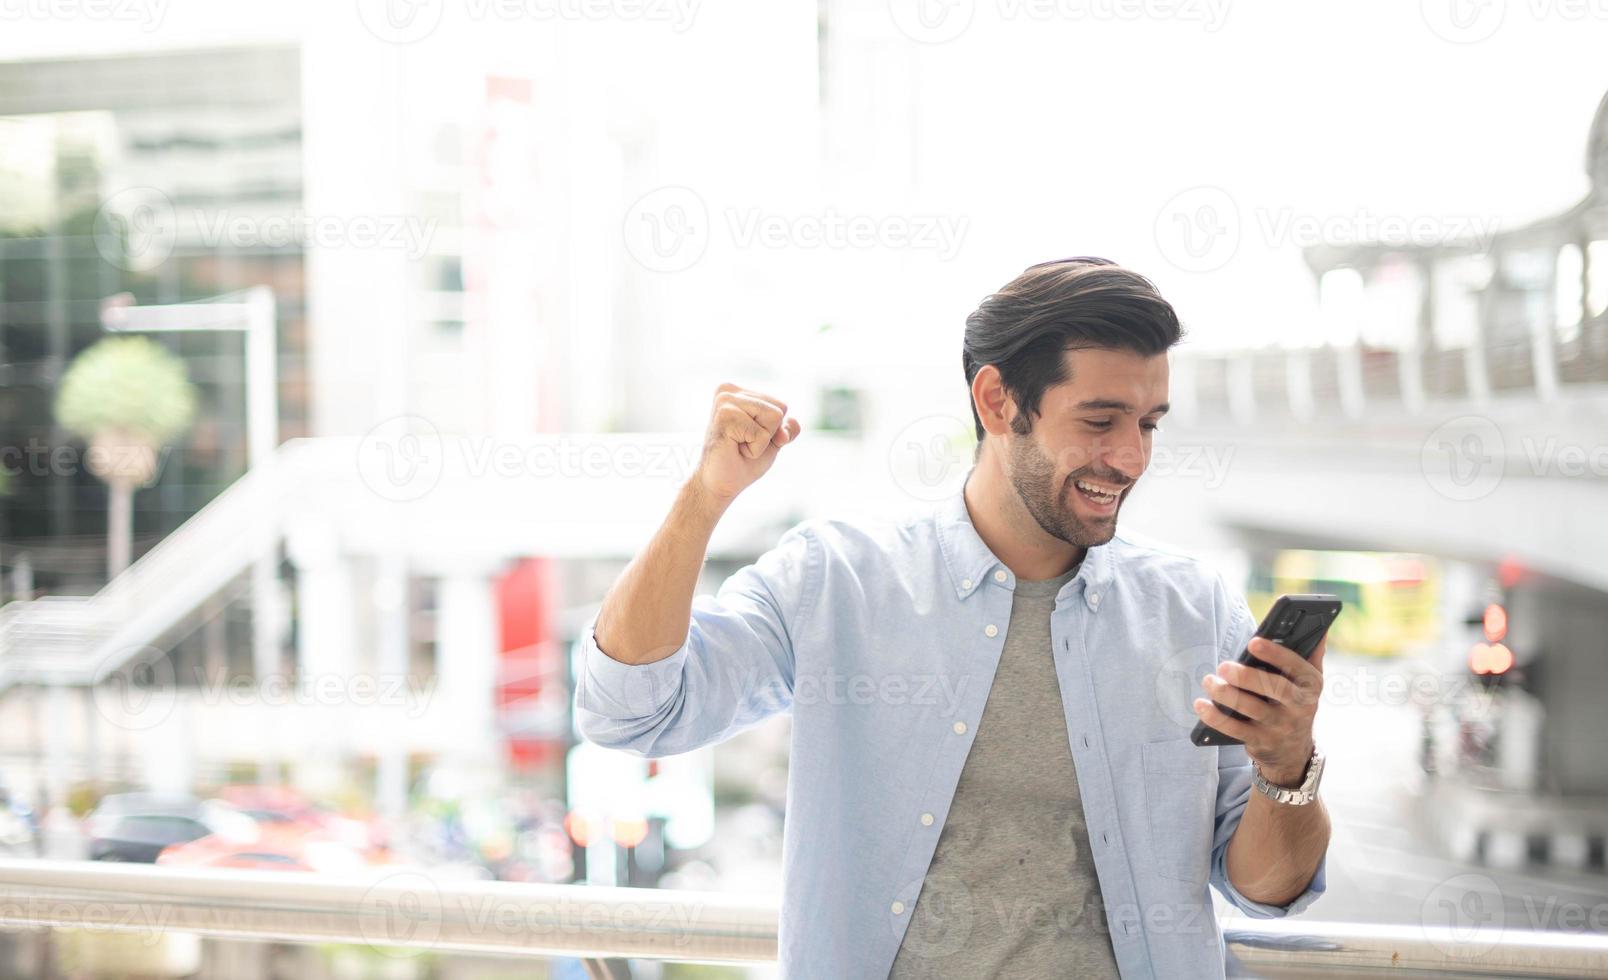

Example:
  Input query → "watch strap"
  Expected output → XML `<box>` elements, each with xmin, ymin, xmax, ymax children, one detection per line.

<box><xmin>1253</xmin><ymin>746</ymin><xmax>1323</xmax><ymax>805</ymax></box>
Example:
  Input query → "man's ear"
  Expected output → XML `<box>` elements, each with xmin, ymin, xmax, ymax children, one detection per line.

<box><xmin>971</xmin><ymin>364</ymin><xmax>1014</xmax><ymax>439</ymax></box>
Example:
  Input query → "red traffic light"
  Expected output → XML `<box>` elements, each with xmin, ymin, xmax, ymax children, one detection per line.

<box><xmin>1469</xmin><ymin>642</ymin><xmax>1514</xmax><ymax>675</ymax></box>
<box><xmin>1483</xmin><ymin>604</ymin><xmax>1507</xmax><ymax>643</ymax></box>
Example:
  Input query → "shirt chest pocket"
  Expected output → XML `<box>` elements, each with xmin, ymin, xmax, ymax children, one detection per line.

<box><xmin>1140</xmin><ymin>738</ymin><xmax>1218</xmax><ymax>885</ymax></box>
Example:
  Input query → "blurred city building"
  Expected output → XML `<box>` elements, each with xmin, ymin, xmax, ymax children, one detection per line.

<box><xmin>0</xmin><ymin>13</ymin><xmax>1606</xmax><ymax>978</ymax></box>
<box><xmin>0</xmin><ymin>12</ymin><xmax>840</xmax><ymax>899</ymax></box>
<box><xmin>1156</xmin><ymin>88</ymin><xmax>1608</xmax><ymax>876</ymax></box>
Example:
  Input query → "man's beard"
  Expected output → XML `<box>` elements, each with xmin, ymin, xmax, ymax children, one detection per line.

<box><xmin>1008</xmin><ymin>433</ymin><xmax>1123</xmax><ymax>548</ymax></box>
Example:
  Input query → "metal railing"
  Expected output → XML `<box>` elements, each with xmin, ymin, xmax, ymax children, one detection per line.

<box><xmin>1175</xmin><ymin>316</ymin><xmax>1608</xmax><ymax>426</ymax></box>
<box><xmin>2</xmin><ymin>860</ymin><xmax>1606</xmax><ymax>978</ymax></box>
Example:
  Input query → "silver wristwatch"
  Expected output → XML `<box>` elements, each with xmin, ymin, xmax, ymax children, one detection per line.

<box><xmin>1253</xmin><ymin>746</ymin><xmax>1325</xmax><ymax>806</ymax></box>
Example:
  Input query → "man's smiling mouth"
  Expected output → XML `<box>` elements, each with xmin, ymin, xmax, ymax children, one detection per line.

<box><xmin>1074</xmin><ymin>478</ymin><xmax>1124</xmax><ymax>505</ymax></box>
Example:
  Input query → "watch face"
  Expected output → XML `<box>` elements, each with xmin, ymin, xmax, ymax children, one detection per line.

<box><xmin>1304</xmin><ymin>753</ymin><xmax>1325</xmax><ymax>792</ymax></box>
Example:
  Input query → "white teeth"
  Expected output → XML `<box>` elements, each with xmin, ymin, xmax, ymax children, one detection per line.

<box><xmin>1076</xmin><ymin>479</ymin><xmax>1119</xmax><ymax>501</ymax></box>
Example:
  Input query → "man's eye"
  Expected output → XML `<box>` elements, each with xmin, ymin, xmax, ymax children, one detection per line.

<box><xmin>1141</xmin><ymin>421</ymin><xmax>1160</xmax><ymax>432</ymax></box>
<box><xmin>1085</xmin><ymin>419</ymin><xmax>1113</xmax><ymax>430</ymax></box>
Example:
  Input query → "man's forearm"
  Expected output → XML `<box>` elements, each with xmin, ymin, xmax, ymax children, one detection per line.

<box><xmin>1224</xmin><ymin>779</ymin><xmax>1330</xmax><ymax>908</ymax></box>
<box><xmin>593</xmin><ymin>478</ymin><xmax>731</xmax><ymax>666</ymax></box>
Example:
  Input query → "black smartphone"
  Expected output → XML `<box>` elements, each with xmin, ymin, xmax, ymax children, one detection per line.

<box><xmin>1190</xmin><ymin>594</ymin><xmax>1342</xmax><ymax>747</ymax></box>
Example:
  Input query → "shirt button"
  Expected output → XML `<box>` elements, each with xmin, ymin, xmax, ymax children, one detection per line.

<box><xmin>953</xmin><ymin>721</ymin><xmax>968</xmax><ymax>735</ymax></box>
<box><xmin>993</xmin><ymin>569</ymin><xmax>1007</xmax><ymax>583</ymax></box>
<box><xmin>1090</xmin><ymin>593</ymin><xmax>1101</xmax><ymax>607</ymax></box>
<box><xmin>984</xmin><ymin>624</ymin><xmax>998</xmax><ymax>638</ymax></box>
<box><xmin>891</xmin><ymin>901</ymin><xmax>906</xmax><ymax>915</ymax></box>
<box><xmin>920</xmin><ymin>812</ymin><xmax>934</xmax><ymax>826</ymax></box>
<box><xmin>961</xmin><ymin>578</ymin><xmax>972</xmax><ymax>590</ymax></box>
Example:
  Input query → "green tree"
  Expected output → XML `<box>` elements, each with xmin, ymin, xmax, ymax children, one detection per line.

<box><xmin>54</xmin><ymin>336</ymin><xmax>197</xmax><ymax>579</ymax></box>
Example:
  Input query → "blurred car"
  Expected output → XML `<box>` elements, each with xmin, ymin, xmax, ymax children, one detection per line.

<box><xmin>85</xmin><ymin>793</ymin><xmax>202</xmax><ymax>837</ymax></box>
<box><xmin>86</xmin><ymin>795</ymin><xmax>258</xmax><ymax>863</ymax></box>
<box><xmin>157</xmin><ymin>824</ymin><xmax>369</xmax><ymax>874</ymax></box>
<box><xmin>215</xmin><ymin>785</ymin><xmax>320</xmax><ymax>826</ymax></box>
<box><xmin>156</xmin><ymin>834</ymin><xmax>315</xmax><ymax>872</ymax></box>
<box><xmin>0</xmin><ymin>779</ymin><xmax>39</xmax><ymax>856</ymax></box>
<box><xmin>0</xmin><ymin>806</ymin><xmax>36</xmax><ymax>857</ymax></box>
<box><xmin>216</xmin><ymin>784</ymin><xmax>393</xmax><ymax>863</ymax></box>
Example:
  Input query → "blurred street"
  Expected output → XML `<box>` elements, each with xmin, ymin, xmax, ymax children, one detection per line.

<box><xmin>2</xmin><ymin>2</ymin><xmax>1608</xmax><ymax>977</ymax></box>
<box><xmin>1297</xmin><ymin>653</ymin><xmax>1608</xmax><ymax>939</ymax></box>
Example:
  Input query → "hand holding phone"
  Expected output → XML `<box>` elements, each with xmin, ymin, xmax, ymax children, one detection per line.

<box><xmin>1190</xmin><ymin>594</ymin><xmax>1341</xmax><ymax>747</ymax></box>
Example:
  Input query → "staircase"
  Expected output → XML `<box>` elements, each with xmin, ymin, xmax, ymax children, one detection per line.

<box><xmin>0</xmin><ymin>441</ymin><xmax>320</xmax><ymax>690</ymax></box>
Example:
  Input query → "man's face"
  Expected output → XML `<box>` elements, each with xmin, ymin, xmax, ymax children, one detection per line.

<box><xmin>1005</xmin><ymin>347</ymin><xmax>1170</xmax><ymax>548</ymax></box>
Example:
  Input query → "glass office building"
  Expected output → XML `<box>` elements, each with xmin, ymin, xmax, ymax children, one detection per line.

<box><xmin>0</xmin><ymin>45</ymin><xmax>309</xmax><ymax>598</ymax></box>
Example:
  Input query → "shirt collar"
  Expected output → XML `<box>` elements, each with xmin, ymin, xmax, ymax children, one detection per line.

<box><xmin>935</xmin><ymin>471</ymin><xmax>1115</xmax><ymax>609</ymax></box>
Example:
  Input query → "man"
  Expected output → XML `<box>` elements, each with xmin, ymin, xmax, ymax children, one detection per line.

<box><xmin>575</xmin><ymin>257</ymin><xmax>1330</xmax><ymax>979</ymax></box>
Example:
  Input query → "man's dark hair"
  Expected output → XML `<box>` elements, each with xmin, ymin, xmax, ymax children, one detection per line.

<box><xmin>962</xmin><ymin>256</ymin><xmax>1183</xmax><ymax>442</ymax></box>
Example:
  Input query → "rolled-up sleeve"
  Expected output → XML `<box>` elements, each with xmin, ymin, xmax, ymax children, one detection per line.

<box><xmin>1210</xmin><ymin>747</ymin><xmax>1329</xmax><ymax>918</ymax></box>
<box><xmin>1207</xmin><ymin>583</ymin><xmax>1328</xmax><ymax>918</ymax></box>
<box><xmin>573</xmin><ymin>520</ymin><xmax>820</xmax><ymax>758</ymax></box>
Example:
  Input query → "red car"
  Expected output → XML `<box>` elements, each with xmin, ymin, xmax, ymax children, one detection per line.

<box><xmin>157</xmin><ymin>823</ymin><xmax>368</xmax><ymax>874</ymax></box>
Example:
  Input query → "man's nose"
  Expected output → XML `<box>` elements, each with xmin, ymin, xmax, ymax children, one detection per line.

<box><xmin>1098</xmin><ymin>429</ymin><xmax>1147</xmax><ymax>482</ymax></box>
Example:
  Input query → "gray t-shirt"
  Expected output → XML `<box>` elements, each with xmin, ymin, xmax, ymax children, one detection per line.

<box><xmin>889</xmin><ymin>566</ymin><xmax>1121</xmax><ymax>979</ymax></box>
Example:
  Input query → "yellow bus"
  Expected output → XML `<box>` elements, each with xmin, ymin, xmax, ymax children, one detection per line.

<box><xmin>1246</xmin><ymin>550</ymin><xmax>1440</xmax><ymax>657</ymax></box>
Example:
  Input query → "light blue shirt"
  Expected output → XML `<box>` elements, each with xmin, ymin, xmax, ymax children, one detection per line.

<box><xmin>574</xmin><ymin>476</ymin><xmax>1327</xmax><ymax>979</ymax></box>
